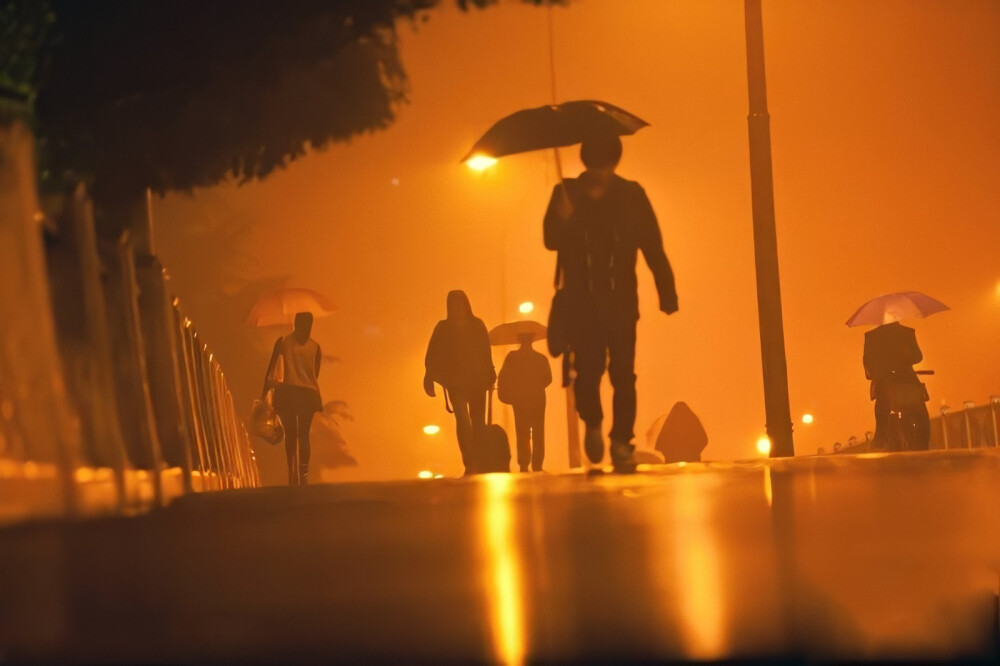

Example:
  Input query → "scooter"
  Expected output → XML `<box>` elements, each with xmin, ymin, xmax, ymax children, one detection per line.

<box><xmin>881</xmin><ymin>370</ymin><xmax>934</xmax><ymax>452</ymax></box>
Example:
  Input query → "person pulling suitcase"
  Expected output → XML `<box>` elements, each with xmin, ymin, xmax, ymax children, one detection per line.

<box><xmin>423</xmin><ymin>290</ymin><xmax>497</xmax><ymax>476</ymax></box>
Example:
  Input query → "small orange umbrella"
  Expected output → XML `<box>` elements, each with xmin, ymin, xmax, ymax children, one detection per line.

<box><xmin>248</xmin><ymin>288</ymin><xmax>337</xmax><ymax>327</ymax></box>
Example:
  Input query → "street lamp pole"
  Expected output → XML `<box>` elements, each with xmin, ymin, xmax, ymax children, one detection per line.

<box><xmin>744</xmin><ymin>0</ymin><xmax>794</xmax><ymax>457</ymax></box>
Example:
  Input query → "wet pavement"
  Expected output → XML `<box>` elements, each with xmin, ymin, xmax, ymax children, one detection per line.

<box><xmin>1</xmin><ymin>449</ymin><xmax>998</xmax><ymax>662</ymax></box>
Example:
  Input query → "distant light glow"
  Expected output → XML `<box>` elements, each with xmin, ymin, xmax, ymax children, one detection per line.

<box><xmin>518</xmin><ymin>301</ymin><xmax>534</xmax><ymax>314</ymax></box>
<box><xmin>423</xmin><ymin>424</ymin><xmax>441</xmax><ymax>435</ymax></box>
<box><xmin>756</xmin><ymin>436</ymin><xmax>771</xmax><ymax>455</ymax></box>
<box><xmin>418</xmin><ymin>470</ymin><xmax>434</xmax><ymax>479</ymax></box>
<box><xmin>801</xmin><ymin>413</ymin><xmax>814</xmax><ymax>425</ymax></box>
<box><xmin>466</xmin><ymin>154</ymin><xmax>498</xmax><ymax>171</ymax></box>
<box><xmin>390</xmin><ymin>177</ymin><xmax>400</xmax><ymax>186</ymax></box>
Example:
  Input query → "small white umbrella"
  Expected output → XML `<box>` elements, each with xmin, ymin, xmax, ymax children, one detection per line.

<box><xmin>845</xmin><ymin>291</ymin><xmax>949</xmax><ymax>327</ymax></box>
<box><xmin>488</xmin><ymin>320</ymin><xmax>547</xmax><ymax>346</ymax></box>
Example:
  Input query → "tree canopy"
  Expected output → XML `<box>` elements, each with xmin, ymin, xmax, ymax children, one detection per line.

<box><xmin>1</xmin><ymin>0</ymin><xmax>555</xmax><ymax>211</ymax></box>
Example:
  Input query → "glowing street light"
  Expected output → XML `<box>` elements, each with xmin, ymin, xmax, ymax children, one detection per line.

<box><xmin>801</xmin><ymin>413</ymin><xmax>814</xmax><ymax>425</ymax></box>
<box><xmin>756</xmin><ymin>436</ymin><xmax>771</xmax><ymax>456</ymax></box>
<box><xmin>423</xmin><ymin>424</ymin><xmax>441</xmax><ymax>435</ymax></box>
<box><xmin>518</xmin><ymin>301</ymin><xmax>534</xmax><ymax>314</ymax></box>
<box><xmin>466</xmin><ymin>154</ymin><xmax>498</xmax><ymax>172</ymax></box>
<box><xmin>418</xmin><ymin>470</ymin><xmax>434</xmax><ymax>479</ymax></box>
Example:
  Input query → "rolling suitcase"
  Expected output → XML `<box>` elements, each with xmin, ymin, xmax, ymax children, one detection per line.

<box><xmin>478</xmin><ymin>389</ymin><xmax>511</xmax><ymax>473</ymax></box>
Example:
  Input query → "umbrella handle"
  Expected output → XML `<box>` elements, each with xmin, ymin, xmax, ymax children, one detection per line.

<box><xmin>552</xmin><ymin>147</ymin><xmax>573</xmax><ymax>215</ymax></box>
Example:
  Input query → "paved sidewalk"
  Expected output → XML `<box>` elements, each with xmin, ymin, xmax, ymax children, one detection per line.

<box><xmin>1</xmin><ymin>450</ymin><xmax>998</xmax><ymax>662</ymax></box>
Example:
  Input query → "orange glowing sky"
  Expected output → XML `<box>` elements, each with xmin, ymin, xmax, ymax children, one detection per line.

<box><xmin>155</xmin><ymin>0</ymin><xmax>1000</xmax><ymax>482</ymax></box>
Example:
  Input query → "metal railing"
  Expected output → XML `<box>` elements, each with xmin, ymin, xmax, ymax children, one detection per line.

<box><xmin>932</xmin><ymin>397</ymin><xmax>1000</xmax><ymax>450</ymax></box>
<box><xmin>0</xmin><ymin>118</ymin><xmax>258</xmax><ymax>526</ymax></box>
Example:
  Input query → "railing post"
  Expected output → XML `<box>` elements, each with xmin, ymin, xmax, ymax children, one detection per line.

<box><xmin>990</xmin><ymin>396</ymin><xmax>999</xmax><ymax>448</ymax></box>
<box><xmin>962</xmin><ymin>401</ymin><xmax>975</xmax><ymax>449</ymax></box>
<box><xmin>940</xmin><ymin>405</ymin><xmax>950</xmax><ymax>449</ymax></box>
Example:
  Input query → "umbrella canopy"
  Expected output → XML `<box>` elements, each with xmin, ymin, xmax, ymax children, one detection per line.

<box><xmin>845</xmin><ymin>291</ymin><xmax>950</xmax><ymax>327</ymax></box>
<box><xmin>646</xmin><ymin>402</ymin><xmax>708</xmax><ymax>464</ymax></box>
<box><xmin>488</xmin><ymin>320</ymin><xmax>547</xmax><ymax>346</ymax></box>
<box><xmin>248</xmin><ymin>288</ymin><xmax>337</xmax><ymax>327</ymax></box>
<box><xmin>464</xmin><ymin>99</ymin><xmax>649</xmax><ymax>162</ymax></box>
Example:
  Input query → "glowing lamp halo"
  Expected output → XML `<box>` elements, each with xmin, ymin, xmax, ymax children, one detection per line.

<box><xmin>466</xmin><ymin>153</ymin><xmax>498</xmax><ymax>172</ymax></box>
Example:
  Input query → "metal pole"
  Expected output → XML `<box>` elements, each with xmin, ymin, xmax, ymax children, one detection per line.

<box><xmin>551</xmin><ymin>148</ymin><xmax>582</xmax><ymax>468</ymax></box>
<box><xmin>744</xmin><ymin>0</ymin><xmax>794</xmax><ymax>457</ymax></box>
<box><xmin>548</xmin><ymin>7</ymin><xmax>581</xmax><ymax>468</ymax></box>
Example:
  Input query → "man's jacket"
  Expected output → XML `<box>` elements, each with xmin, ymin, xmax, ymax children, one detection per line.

<box><xmin>544</xmin><ymin>174</ymin><xmax>677</xmax><ymax>318</ymax></box>
<box><xmin>863</xmin><ymin>322</ymin><xmax>922</xmax><ymax>384</ymax></box>
<box><xmin>497</xmin><ymin>347</ymin><xmax>552</xmax><ymax>405</ymax></box>
<box><xmin>425</xmin><ymin>317</ymin><xmax>495</xmax><ymax>391</ymax></box>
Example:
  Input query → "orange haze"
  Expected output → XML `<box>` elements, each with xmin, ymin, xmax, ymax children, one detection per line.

<box><xmin>155</xmin><ymin>0</ymin><xmax>1000</xmax><ymax>482</ymax></box>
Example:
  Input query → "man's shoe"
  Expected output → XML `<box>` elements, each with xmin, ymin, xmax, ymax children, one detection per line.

<box><xmin>610</xmin><ymin>441</ymin><xmax>638</xmax><ymax>473</ymax></box>
<box><xmin>584</xmin><ymin>427</ymin><xmax>605</xmax><ymax>465</ymax></box>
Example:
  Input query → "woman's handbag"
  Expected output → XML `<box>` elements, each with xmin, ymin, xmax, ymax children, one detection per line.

<box><xmin>251</xmin><ymin>390</ymin><xmax>284</xmax><ymax>445</ymax></box>
<box><xmin>251</xmin><ymin>337</ymin><xmax>286</xmax><ymax>444</ymax></box>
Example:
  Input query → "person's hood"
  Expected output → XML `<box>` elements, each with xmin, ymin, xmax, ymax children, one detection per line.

<box><xmin>446</xmin><ymin>290</ymin><xmax>474</xmax><ymax>321</ymax></box>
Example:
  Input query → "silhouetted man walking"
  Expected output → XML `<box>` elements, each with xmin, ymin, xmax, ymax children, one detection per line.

<box><xmin>498</xmin><ymin>333</ymin><xmax>552</xmax><ymax>472</ymax></box>
<box><xmin>544</xmin><ymin>135</ymin><xmax>678</xmax><ymax>470</ymax></box>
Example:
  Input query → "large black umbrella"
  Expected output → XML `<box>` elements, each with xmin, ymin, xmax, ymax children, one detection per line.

<box><xmin>463</xmin><ymin>100</ymin><xmax>649</xmax><ymax>163</ymax></box>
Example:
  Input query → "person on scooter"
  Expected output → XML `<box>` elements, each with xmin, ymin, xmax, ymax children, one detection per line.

<box><xmin>863</xmin><ymin>318</ymin><xmax>930</xmax><ymax>450</ymax></box>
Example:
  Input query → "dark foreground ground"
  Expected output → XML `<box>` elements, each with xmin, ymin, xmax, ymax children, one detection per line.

<box><xmin>1</xmin><ymin>450</ymin><xmax>998</xmax><ymax>663</ymax></box>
